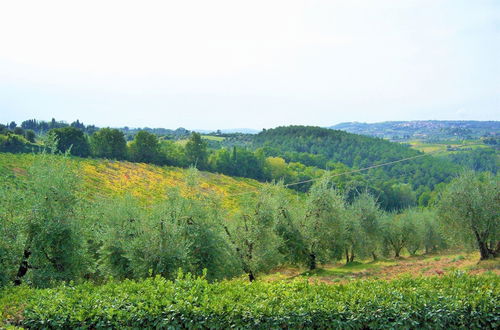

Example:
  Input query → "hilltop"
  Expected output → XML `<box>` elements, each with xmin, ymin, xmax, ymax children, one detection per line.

<box><xmin>330</xmin><ymin>120</ymin><xmax>499</xmax><ymax>141</ymax></box>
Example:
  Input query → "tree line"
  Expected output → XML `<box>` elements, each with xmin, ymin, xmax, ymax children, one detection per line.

<box><xmin>2</xmin><ymin>121</ymin><xmax>497</xmax><ymax>213</ymax></box>
<box><xmin>1</xmin><ymin>153</ymin><xmax>497</xmax><ymax>288</ymax></box>
<box><xmin>0</xmin><ymin>125</ymin><xmax>430</xmax><ymax>211</ymax></box>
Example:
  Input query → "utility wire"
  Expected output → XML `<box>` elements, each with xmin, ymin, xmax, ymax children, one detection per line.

<box><xmin>227</xmin><ymin>142</ymin><xmax>486</xmax><ymax>197</ymax></box>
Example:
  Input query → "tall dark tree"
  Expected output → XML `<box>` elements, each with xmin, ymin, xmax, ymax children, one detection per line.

<box><xmin>70</xmin><ymin>119</ymin><xmax>85</xmax><ymax>130</ymax></box>
<box><xmin>48</xmin><ymin>127</ymin><xmax>90</xmax><ymax>157</ymax></box>
<box><xmin>129</xmin><ymin>130</ymin><xmax>162</xmax><ymax>164</ymax></box>
<box><xmin>24</xmin><ymin>129</ymin><xmax>36</xmax><ymax>143</ymax></box>
<box><xmin>21</xmin><ymin>119</ymin><xmax>38</xmax><ymax>130</ymax></box>
<box><xmin>90</xmin><ymin>128</ymin><xmax>127</xmax><ymax>159</ymax></box>
<box><xmin>185</xmin><ymin>132</ymin><xmax>208</xmax><ymax>169</ymax></box>
<box><xmin>13</xmin><ymin>127</ymin><xmax>25</xmax><ymax>136</ymax></box>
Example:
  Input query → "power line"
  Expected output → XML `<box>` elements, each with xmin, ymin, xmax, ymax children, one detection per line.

<box><xmin>227</xmin><ymin>142</ymin><xmax>486</xmax><ymax>197</ymax></box>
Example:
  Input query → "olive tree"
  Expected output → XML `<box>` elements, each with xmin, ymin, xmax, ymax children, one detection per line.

<box><xmin>420</xmin><ymin>209</ymin><xmax>446</xmax><ymax>254</ymax></box>
<box><xmin>13</xmin><ymin>153</ymin><xmax>89</xmax><ymax>287</ymax></box>
<box><xmin>133</xmin><ymin>188</ymin><xmax>236</xmax><ymax>280</ymax></box>
<box><xmin>437</xmin><ymin>171</ymin><xmax>499</xmax><ymax>259</ymax></box>
<box><xmin>380</xmin><ymin>211</ymin><xmax>418</xmax><ymax>258</ymax></box>
<box><xmin>0</xmin><ymin>184</ymin><xmax>25</xmax><ymax>287</ymax></box>
<box><xmin>347</xmin><ymin>192</ymin><xmax>383</xmax><ymax>262</ymax></box>
<box><xmin>402</xmin><ymin>209</ymin><xmax>425</xmax><ymax>256</ymax></box>
<box><xmin>298</xmin><ymin>177</ymin><xmax>345</xmax><ymax>270</ymax></box>
<box><xmin>223</xmin><ymin>184</ymin><xmax>285</xmax><ymax>281</ymax></box>
<box><xmin>342</xmin><ymin>210</ymin><xmax>362</xmax><ymax>264</ymax></box>
<box><xmin>95</xmin><ymin>194</ymin><xmax>145</xmax><ymax>279</ymax></box>
<box><xmin>272</xmin><ymin>186</ymin><xmax>308</xmax><ymax>265</ymax></box>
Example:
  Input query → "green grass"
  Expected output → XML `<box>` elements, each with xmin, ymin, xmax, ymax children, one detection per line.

<box><xmin>407</xmin><ymin>139</ymin><xmax>492</xmax><ymax>154</ymax></box>
<box><xmin>301</xmin><ymin>260</ymin><xmax>395</xmax><ymax>279</ymax></box>
<box><xmin>262</xmin><ymin>252</ymin><xmax>498</xmax><ymax>284</ymax></box>
<box><xmin>201</xmin><ymin>135</ymin><xmax>225</xmax><ymax>141</ymax></box>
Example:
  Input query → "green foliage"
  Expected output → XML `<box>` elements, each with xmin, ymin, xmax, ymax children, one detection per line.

<box><xmin>48</xmin><ymin>126</ymin><xmax>90</xmax><ymax>157</ymax></box>
<box><xmin>24</xmin><ymin>129</ymin><xmax>36</xmax><ymax>143</ymax></box>
<box><xmin>93</xmin><ymin>195</ymin><xmax>146</xmax><ymax>279</ymax></box>
<box><xmin>446</xmin><ymin>148</ymin><xmax>499</xmax><ymax>174</ymax></box>
<box><xmin>381</xmin><ymin>210</ymin><xmax>419</xmax><ymax>258</ymax></box>
<box><xmin>402</xmin><ymin>209</ymin><xmax>427</xmax><ymax>255</ymax></box>
<box><xmin>6</xmin><ymin>154</ymin><xmax>90</xmax><ymax>287</ymax></box>
<box><xmin>2</xmin><ymin>272</ymin><xmax>498</xmax><ymax>329</ymax></box>
<box><xmin>2</xmin><ymin>122</ymin><xmax>470</xmax><ymax>207</ymax></box>
<box><xmin>27</xmin><ymin>154</ymin><xmax>90</xmax><ymax>286</ymax></box>
<box><xmin>299</xmin><ymin>177</ymin><xmax>345</xmax><ymax>269</ymax></box>
<box><xmin>90</xmin><ymin>128</ymin><xmax>127</xmax><ymax>159</ymax></box>
<box><xmin>90</xmin><ymin>171</ymin><xmax>238</xmax><ymax>282</ymax></box>
<box><xmin>223</xmin><ymin>184</ymin><xmax>286</xmax><ymax>280</ymax></box>
<box><xmin>13</xmin><ymin>127</ymin><xmax>24</xmax><ymax>136</ymax></box>
<box><xmin>209</xmin><ymin>147</ymin><xmax>265</xmax><ymax>179</ymax></box>
<box><xmin>379</xmin><ymin>182</ymin><xmax>417</xmax><ymax>211</ymax></box>
<box><xmin>273</xmin><ymin>191</ymin><xmax>307</xmax><ymax>265</ymax></box>
<box><xmin>264</xmin><ymin>156</ymin><xmax>290</xmax><ymax>180</ymax></box>
<box><xmin>126</xmin><ymin>193</ymin><xmax>194</xmax><ymax>280</ymax></box>
<box><xmin>0</xmin><ymin>133</ymin><xmax>34</xmax><ymax>153</ymax></box>
<box><xmin>185</xmin><ymin>132</ymin><xmax>208</xmax><ymax>169</ymax></box>
<box><xmin>0</xmin><ymin>183</ymin><xmax>25</xmax><ymax>287</ymax></box>
<box><xmin>128</xmin><ymin>130</ymin><xmax>162</xmax><ymax>164</ymax></box>
<box><xmin>347</xmin><ymin>192</ymin><xmax>383</xmax><ymax>261</ymax></box>
<box><xmin>159</xmin><ymin>139</ymin><xmax>187</xmax><ymax>167</ymax></box>
<box><xmin>252</xmin><ymin>126</ymin><xmax>460</xmax><ymax>204</ymax></box>
<box><xmin>437</xmin><ymin>171</ymin><xmax>499</xmax><ymax>259</ymax></box>
<box><xmin>0</xmin><ymin>151</ymin><xmax>460</xmax><ymax>289</ymax></box>
<box><xmin>415</xmin><ymin>209</ymin><xmax>446</xmax><ymax>254</ymax></box>
<box><xmin>132</xmin><ymin>188</ymin><xmax>237</xmax><ymax>281</ymax></box>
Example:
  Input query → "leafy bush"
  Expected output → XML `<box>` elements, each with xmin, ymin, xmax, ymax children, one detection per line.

<box><xmin>0</xmin><ymin>133</ymin><xmax>40</xmax><ymax>153</ymax></box>
<box><xmin>1</xmin><ymin>272</ymin><xmax>498</xmax><ymax>329</ymax></box>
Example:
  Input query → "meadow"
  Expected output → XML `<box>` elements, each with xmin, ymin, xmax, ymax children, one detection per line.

<box><xmin>0</xmin><ymin>153</ymin><xmax>263</xmax><ymax>210</ymax></box>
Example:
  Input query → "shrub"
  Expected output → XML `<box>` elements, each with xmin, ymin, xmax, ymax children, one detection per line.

<box><xmin>1</xmin><ymin>272</ymin><xmax>498</xmax><ymax>329</ymax></box>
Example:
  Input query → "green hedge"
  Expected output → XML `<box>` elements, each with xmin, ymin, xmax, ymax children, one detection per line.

<box><xmin>1</xmin><ymin>272</ymin><xmax>499</xmax><ymax>329</ymax></box>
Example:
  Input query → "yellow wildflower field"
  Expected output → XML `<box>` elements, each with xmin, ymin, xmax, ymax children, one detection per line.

<box><xmin>0</xmin><ymin>153</ymin><xmax>263</xmax><ymax>211</ymax></box>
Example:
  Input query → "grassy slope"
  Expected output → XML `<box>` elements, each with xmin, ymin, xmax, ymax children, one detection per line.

<box><xmin>407</xmin><ymin>139</ymin><xmax>491</xmax><ymax>153</ymax></box>
<box><xmin>0</xmin><ymin>152</ymin><xmax>263</xmax><ymax>211</ymax></box>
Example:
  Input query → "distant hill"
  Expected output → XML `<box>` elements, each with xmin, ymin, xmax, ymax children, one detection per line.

<box><xmin>329</xmin><ymin>120</ymin><xmax>499</xmax><ymax>141</ymax></box>
<box><xmin>254</xmin><ymin>126</ymin><xmax>420</xmax><ymax>168</ymax></box>
<box><xmin>251</xmin><ymin>126</ymin><xmax>460</xmax><ymax>207</ymax></box>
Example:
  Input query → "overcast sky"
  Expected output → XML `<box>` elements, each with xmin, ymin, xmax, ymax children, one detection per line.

<box><xmin>0</xmin><ymin>0</ymin><xmax>499</xmax><ymax>130</ymax></box>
